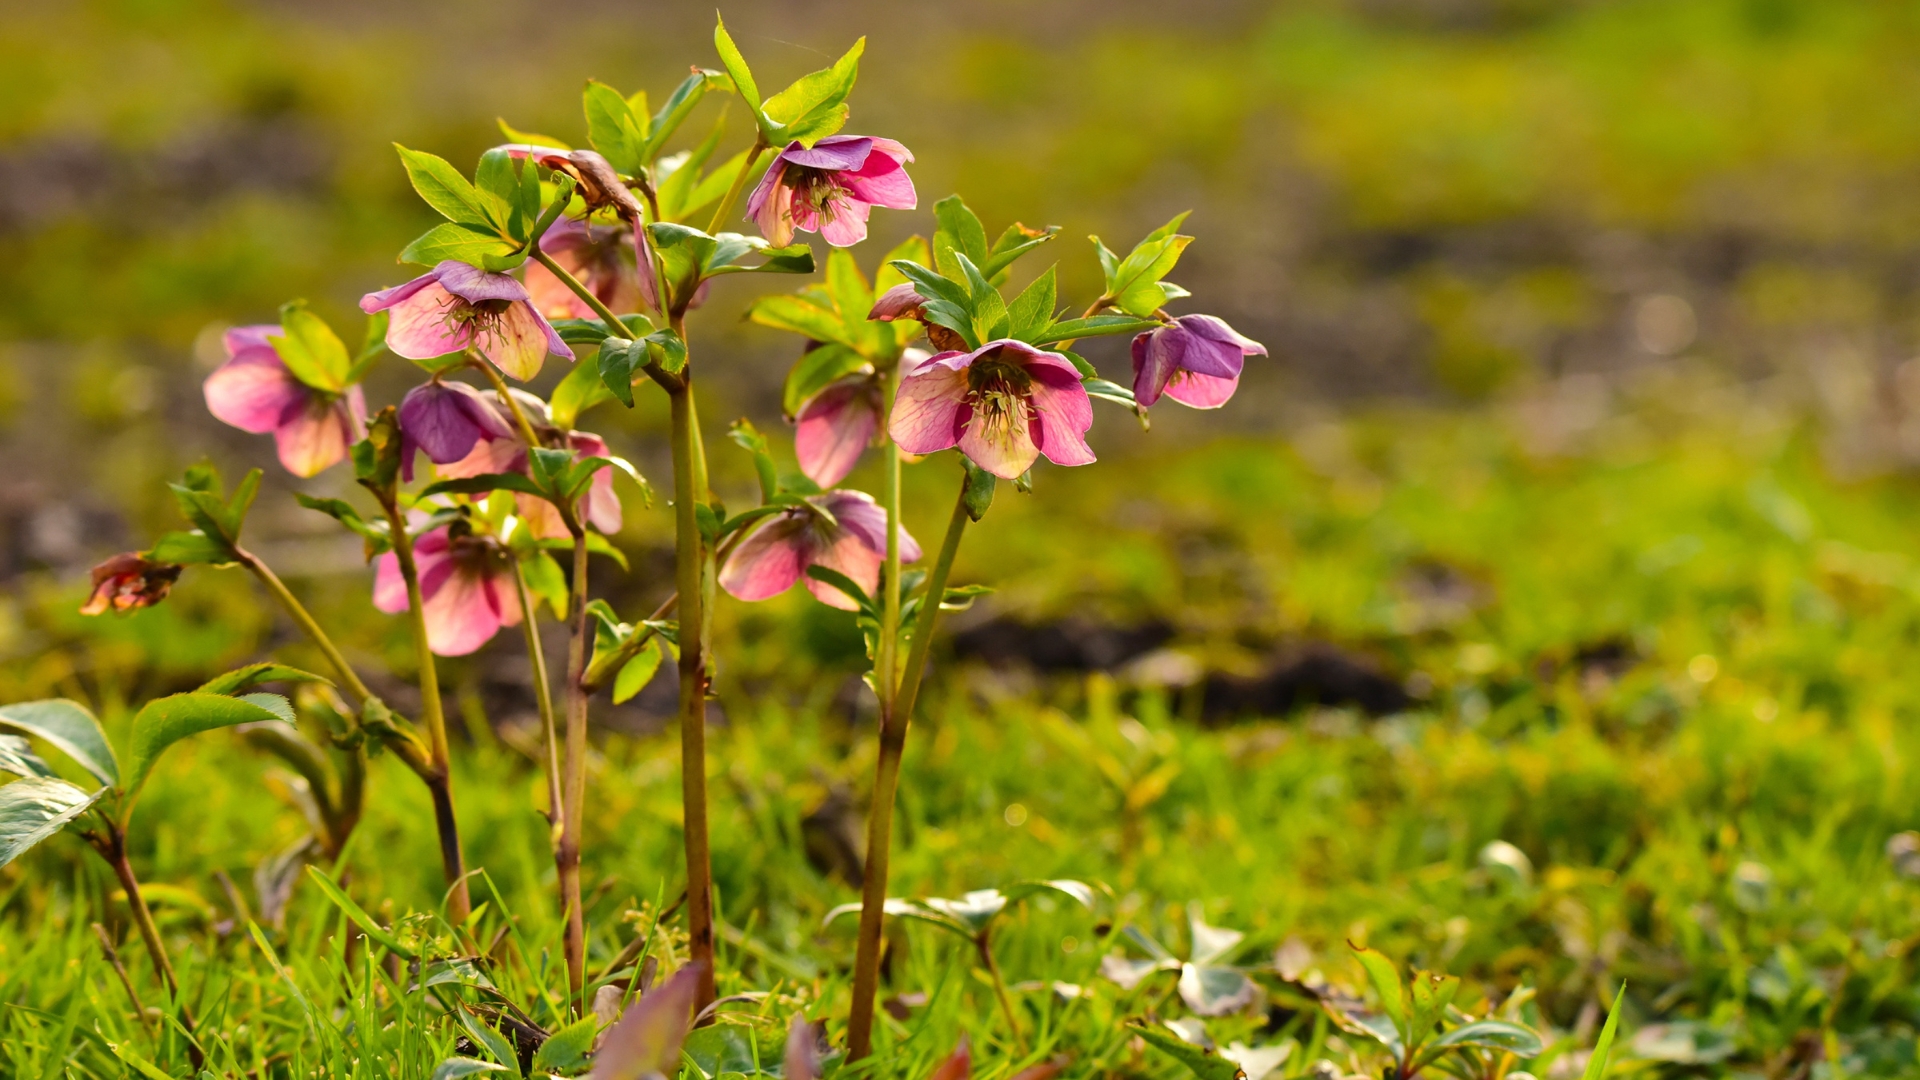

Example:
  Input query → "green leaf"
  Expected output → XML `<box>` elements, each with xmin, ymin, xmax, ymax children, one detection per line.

<box><xmin>728</xmin><ymin>418</ymin><xmax>779</xmax><ymax>503</ymax></box>
<box><xmin>269</xmin><ymin>302</ymin><xmax>351</xmax><ymax>392</ymax></box>
<box><xmin>584</xmin><ymin>79</ymin><xmax>648</xmax><ymax>175</ymax></box>
<box><xmin>1582</xmin><ymin>984</ymin><xmax>1625</xmax><ymax>1080</ymax></box>
<box><xmin>473</xmin><ymin>146</ymin><xmax>520</xmax><ymax>227</ymax></box>
<box><xmin>612</xmin><ymin>638</ymin><xmax>665</xmax><ymax>705</ymax></box>
<box><xmin>1423</xmin><ymin>1019</ymin><xmax>1542</xmax><ymax>1057</ymax></box>
<box><xmin>552</xmin><ymin>318</ymin><xmax>617</xmax><ymax>346</ymax></box>
<box><xmin>749</xmin><ymin>294</ymin><xmax>854</xmax><ymax>349</ymax></box>
<box><xmin>196</xmin><ymin>663</ymin><xmax>330</xmax><ymax>696</ymax></box>
<box><xmin>456</xmin><ymin>1010</ymin><xmax>523</xmax><ymax>1077</ymax></box>
<box><xmin>939</xmin><ymin>583</ymin><xmax>993</xmax><ymax>611</ymax></box>
<box><xmin>496</xmin><ymin>118</ymin><xmax>570</xmax><ymax>151</ymax></box>
<box><xmin>981</xmin><ymin>223</ymin><xmax>1059</xmax><ymax>280</ymax></box>
<box><xmin>645</xmin><ymin>328</ymin><xmax>688</xmax><ymax>375</ymax></box>
<box><xmin>551</xmin><ymin>352</ymin><xmax>616</xmax><ymax>430</ymax></box>
<box><xmin>147</xmin><ymin>530</ymin><xmax>232</xmax><ymax>566</ymax></box>
<box><xmin>1351</xmin><ymin>945</ymin><xmax>1409</xmax><ymax>1043</ymax></box>
<box><xmin>889</xmin><ymin>259</ymin><xmax>971</xmax><ymax>312</ymax></box>
<box><xmin>762</xmin><ymin>37</ymin><xmax>864</xmax><ymax>145</ymax></box>
<box><xmin>520</xmin><ymin>550</ymin><xmax>568</xmax><ymax>619</ymax></box>
<box><xmin>598</xmin><ymin>337</ymin><xmax>639</xmax><ymax>407</ymax></box>
<box><xmin>1132</xmin><ymin>1024</ymin><xmax>1248</xmax><ymax>1080</ymax></box>
<box><xmin>1005</xmin><ymin>266</ymin><xmax>1057</xmax><ymax>342</ymax></box>
<box><xmin>349</xmin><ymin>311</ymin><xmax>390</xmax><ymax>384</ymax></box>
<box><xmin>875</xmin><ymin>235</ymin><xmax>932</xmax><ymax>295</ymax></box>
<box><xmin>394</xmin><ymin>144</ymin><xmax>496</xmax><ymax>229</ymax></box>
<box><xmin>400</xmin><ymin>222</ymin><xmax>518</xmax><ymax>269</ymax></box>
<box><xmin>782</xmin><ymin>344</ymin><xmax>871</xmax><ymax>417</ymax></box>
<box><xmin>0</xmin><ymin>777</ymin><xmax>103</xmax><ymax>868</ymax></box>
<box><xmin>1035</xmin><ymin>314</ymin><xmax>1162</xmax><ymax>345</ymax></box>
<box><xmin>825</xmin><ymin>247</ymin><xmax>874</xmax><ymax>320</ymax></box>
<box><xmin>641</xmin><ymin>70</ymin><xmax>725</xmax><ymax>163</ymax></box>
<box><xmin>805</xmin><ymin>566</ymin><xmax>874</xmax><ymax>613</ymax></box>
<box><xmin>714</xmin><ymin>14</ymin><xmax>776</xmax><ymax>144</ymax></box>
<box><xmin>419</xmin><ymin>472</ymin><xmax>549</xmax><ymax>500</ymax></box>
<box><xmin>0</xmin><ymin>699</ymin><xmax>118</xmax><ymax>787</ymax></box>
<box><xmin>533</xmin><ymin>1014</ymin><xmax>600</xmax><ymax>1072</ymax></box>
<box><xmin>933</xmin><ymin>196</ymin><xmax>991</xmax><ymax>276</ymax></box>
<box><xmin>305</xmin><ymin>864</ymin><xmax>419</xmax><ymax>958</ymax></box>
<box><xmin>0</xmin><ymin>734</ymin><xmax>54</xmax><ymax>779</ymax></box>
<box><xmin>1107</xmin><ymin>212</ymin><xmax>1193</xmax><ymax>316</ymax></box>
<box><xmin>961</xmin><ymin>459</ymin><xmax>997</xmax><ymax>522</ymax></box>
<box><xmin>433</xmin><ymin>1058</ymin><xmax>512</xmax><ymax>1080</ymax></box>
<box><xmin>295</xmin><ymin>494</ymin><xmax>390</xmax><ymax>555</ymax></box>
<box><xmin>1408</xmin><ymin>969</ymin><xmax>1462</xmax><ymax>1044</ymax></box>
<box><xmin>123</xmin><ymin>692</ymin><xmax>287</xmax><ymax>805</ymax></box>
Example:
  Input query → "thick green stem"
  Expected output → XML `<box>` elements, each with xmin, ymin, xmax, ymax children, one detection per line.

<box><xmin>512</xmin><ymin>562</ymin><xmax>563</xmax><ymax>835</ymax></box>
<box><xmin>847</xmin><ymin>479</ymin><xmax>972</xmax><ymax>1060</ymax></box>
<box><xmin>877</xmin><ymin>366</ymin><xmax>904</xmax><ymax>711</ymax></box>
<box><xmin>668</xmin><ymin>371</ymin><xmax>718</xmax><ymax>1014</ymax></box>
<box><xmin>236</xmin><ymin>549</ymin><xmax>374</xmax><ymax>708</ymax></box>
<box><xmin>558</xmin><ymin>529</ymin><xmax>591</xmax><ymax>1012</ymax></box>
<box><xmin>380</xmin><ymin>503</ymin><xmax>470</xmax><ymax>923</ymax></box>
<box><xmin>705</xmin><ymin>140</ymin><xmax>768</xmax><ymax>236</ymax></box>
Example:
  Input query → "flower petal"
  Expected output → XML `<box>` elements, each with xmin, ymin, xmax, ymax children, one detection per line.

<box><xmin>1131</xmin><ymin>330</ymin><xmax>1173</xmax><ymax>407</ymax></box>
<box><xmin>841</xmin><ymin>152</ymin><xmax>916</xmax><ymax>210</ymax></box>
<box><xmin>816</xmin><ymin>193</ymin><xmax>872</xmax><ymax>248</ymax></box>
<box><xmin>780</xmin><ymin>136</ymin><xmax>872</xmax><ymax>171</ymax></box>
<box><xmin>204</xmin><ymin>353</ymin><xmax>306</xmax><ymax>434</ymax></box>
<box><xmin>795</xmin><ymin>381</ymin><xmax>877</xmax><ymax>487</ymax></box>
<box><xmin>718</xmin><ymin>514</ymin><xmax>812</xmax><ymax>602</ymax></box>
<box><xmin>432</xmin><ymin>260</ymin><xmax>532</xmax><ymax>304</ymax></box>
<box><xmin>804</xmin><ymin>530</ymin><xmax>883</xmax><ymax>611</ymax></box>
<box><xmin>889</xmin><ymin>355</ymin><xmax>973</xmax><ymax>455</ymax></box>
<box><xmin>815</xmin><ymin>490</ymin><xmax>921</xmax><ymax>563</ymax></box>
<box><xmin>223</xmin><ymin>324</ymin><xmax>280</xmax><ymax>356</ymax></box>
<box><xmin>474</xmin><ymin>300</ymin><xmax>555</xmax><ymax>381</ymax></box>
<box><xmin>420</xmin><ymin>564</ymin><xmax>507</xmax><ymax>656</ymax></box>
<box><xmin>958</xmin><ymin>399</ymin><xmax>1041</xmax><ymax>480</ymax></box>
<box><xmin>1028</xmin><ymin>372</ymin><xmax>1097</xmax><ymax>468</ymax></box>
<box><xmin>1163</xmin><ymin>369</ymin><xmax>1241</xmax><ymax>409</ymax></box>
<box><xmin>273</xmin><ymin>397</ymin><xmax>356</xmax><ymax>478</ymax></box>
<box><xmin>868</xmin><ymin>283</ymin><xmax>925</xmax><ymax>322</ymax></box>
<box><xmin>382</xmin><ymin>282</ymin><xmax>472</xmax><ymax>360</ymax></box>
<box><xmin>400</xmin><ymin>380</ymin><xmax>517</xmax><ymax>467</ymax></box>
<box><xmin>1178</xmin><ymin>314</ymin><xmax>1267</xmax><ymax>357</ymax></box>
<box><xmin>360</xmin><ymin>271</ymin><xmax>440</xmax><ymax>314</ymax></box>
<box><xmin>748</xmin><ymin>164</ymin><xmax>795</xmax><ymax>247</ymax></box>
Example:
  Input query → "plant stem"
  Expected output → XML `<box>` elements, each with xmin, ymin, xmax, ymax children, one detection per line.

<box><xmin>512</xmin><ymin>561</ymin><xmax>563</xmax><ymax>837</ymax></box>
<box><xmin>474</xmin><ymin>359</ymin><xmax>544</xmax><ymax>448</ymax></box>
<box><xmin>668</xmin><ymin>365</ymin><xmax>718</xmax><ymax>1014</ymax></box>
<box><xmin>93</xmin><ymin>826</ymin><xmax>201</xmax><ymax>1066</ymax></box>
<box><xmin>379</xmin><ymin>503</ymin><xmax>470</xmax><ymax>923</ymax></box>
<box><xmin>977</xmin><ymin>933</ymin><xmax>1027</xmax><ymax>1054</ymax></box>
<box><xmin>705</xmin><ymin>140</ymin><xmax>768</xmax><ymax>236</ymax></box>
<box><xmin>847</xmin><ymin>479</ymin><xmax>972</xmax><ymax>1060</ymax></box>
<box><xmin>235</xmin><ymin>548</ymin><xmax>374</xmax><ymax>708</ymax></box>
<box><xmin>558</xmin><ymin>527</ymin><xmax>592</xmax><ymax>1012</ymax></box>
<box><xmin>877</xmin><ymin>366</ymin><xmax>904</xmax><ymax>714</ymax></box>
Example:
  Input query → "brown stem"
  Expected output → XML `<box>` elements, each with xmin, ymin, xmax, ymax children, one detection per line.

<box><xmin>848</xmin><ymin>481</ymin><xmax>972</xmax><ymax>1059</ymax></box>
<box><xmin>92</xmin><ymin>921</ymin><xmax>152</xmax><ymax>1038</ymax></box>
<box><xmin>378</xmin><ymin>502</ymin><xmax>469</xmax><ymax>923</ymax></box>
<box><xmin>559</xmin><ymin>527</ymin><xmax>591</xmax><ymax>1012</ymax></box>
<box><xmin>92</xmin><ymin>827</ymin><xmax>201</xmax><ymax>1066</ymax></box>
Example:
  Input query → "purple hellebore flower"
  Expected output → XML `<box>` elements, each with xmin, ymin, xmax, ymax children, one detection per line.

<box><xmin>360</xmin><ymin>260</ymin><xmax>574</xmax><ymax>382</ymax></box>
<box><xmin>746</xmin><ymin>135</ymin><xmax>916</xmax><ymax>248</ymax></box>
<box><xmin>890</xmin><ymin>339</ymin><xmax>1096</xmax><ymax>480</ymax></box>
<box><xmin>1130</xmin><ymin>315</ymin><xmax>1267</xmax><ymax>409</ymax></box>
<box><xmin>793</xmin><ymin>348</ymin><xmax>930</xmax><ymax>488</ymax></box>
<box><xmin>396</xmin><ymin>379</ymin><xmax>518</xmax><ymax>482</ymax></box>
<box><xmin>524</xmin><ymin>217</ymin><xmax>643</xmax><ymax>321</ymax></box>
<box><xmin>373</xmin><ymin>524</ymin><xmax>522</xmax><ymax>656</ymax></box>
<box><xmin>719</xmin><ymin>490</ymin><xmax>921</xmax><ymax>611</ymax></box>
<box><xmin>203</xmin><ymin>325</ymin><xmax>368</xmax><ymax>478</ymax></box>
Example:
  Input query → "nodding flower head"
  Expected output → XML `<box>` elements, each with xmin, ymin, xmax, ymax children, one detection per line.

<box><xmin>525</xmin><ymin>217</ymin><xmax>643</xmax><ymax>321</ymax></box>
<box><xmin>373</xmin><ymin>523</ymin><xmax>521</xmax><ymax>656</ymax></box>
<box><xmin>1130</xmin><ymin>314</ymin><xmax>1266</xmax><ymax>409</ymax></box>
<box><xmin>719</xmin><ymin>490</ymin><xmax>921</xmax><ymax>611</ymax></box>
<box><xmin>747</xmin><ymin>136</ymin><xmax>916</xmax><ymax>248</ymax></box>
<box><xmin>890</xmin><ymin>339</ymin><xmax>1095</xmax><ymax>480</ymax></box>
<box><xmin>360</xmin><ymin>260</ymin><xmax>573</xmax><ymax>381</ymax></box>
<box><xmin>793</xmin><ymin>348</ymin><xmax>930</xmax><ymax>488</ymax></box>
<box><xmin>396</xmin><ymin>379</ymin><xmax>518</xmax><ymax>482</ymax></box>
<box><xmin>868</xmin><ymin>284</ymin><xmax>966</xmax><ymax>352</ymax></box>
<box><xmin>408</xmin><ymin>386</ymin><xmax>622</xmax><ymax>540</ymax></box>
<box><xmin>80</xmin><ymin>553</ymin><xmax>182</xmax><ymax>616</ymax></box>
<box><xmin>203</xmin><ymin>325</ymin><xmax>367</xmax><ymax>478</ymax></box>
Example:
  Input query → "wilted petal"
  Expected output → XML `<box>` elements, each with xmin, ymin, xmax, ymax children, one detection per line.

<box><xmin>869</xmin><ymin>283</ymin><xmax>925</xmax><ymax>322</ymax></box>
<box><xmin>718</xmin><ymin>514</ymin><xmax>813</xmax><ymax>602</ymax></box>
<box><xmin>805</xmin><ymin>527</ymin><xmax>883</xmax><ymax>610</ymax></box>
<box><xmin>889</xmin><ymin>354</ymin><xmax>972</xmax><ymax>455</ymax></box>
<box><xmin>204</xmin><ymin>352</ymin><xmax>307</xmax><ymax>434</ymax></box>
<box><xmin>784</xmin><ymin>1017</ymin><xmax>819</xmax><ymax>1080</ymax></box>
<box><xmin>590</xmin><ymin>964</ymin><xmax>704</xmax><ymax>1080</ymax></box>
<box><xmin>274</xmin><ymin>396</ymin><xmax>357</xmax><ymax>478</ymax></box>
<box><xmin>380</xmin><ymin>282</ymin><xmax>473</xmax><ymax>360</ymax></box>
<box><xmin>1163</xmin><ymin>370</ymin><xmax>1240</xmax><ymax>409</ymax></box>
<box><xmin>795</xmin><ymin>381</ymin><xmax>877</xmax><ymax>488</ymax></box>
<box><xmin>80</xmin><ymin>553</ymin><xmax>180</xmax><ymax>616</ymax></box>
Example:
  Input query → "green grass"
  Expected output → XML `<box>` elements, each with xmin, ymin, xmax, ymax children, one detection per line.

<box><xmin>6</xmin><ymin>385</ymin><xmax>1920</xmax><ymax>1077</ymax></box>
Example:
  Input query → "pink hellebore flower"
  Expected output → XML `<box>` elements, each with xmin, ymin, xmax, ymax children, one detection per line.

<box><xmin>204</xmin><ymin>326</ymin><xmax>368</xmax><ymax>478</ymax></box>
<box><xmin>746</xmin><ymin>135</ymin><xmax>916</xmax><ymax>248</ymax></box>
<box><xmin>1130</xmin><ymin>315</ymin><xmax>1267</xmax><ymax>409</ymax></box>
<box><xmin>524</xmin><ymin>217</ymin><xmax>642</xmax><ymax>321</ymax></box>
<box><xmin>360</xmin><ymin>260</ymin><xmax>573</xmax><ymax>381</ymax></box>
<box><xmin>374</xmin><ymin>525</ymin><xmax>521</xmax><ymax>657</ymax></box>
<box><xmin>793</xmin><ymin>348</ymin><xmax>930</xmax><ymax>488</ymax></box>
<box><xmin>396</xmin><ymin>379</ymin><xmax>517</xmax><ymax>481</ymax></box>
<box><xmin>719</xmin><ymin>491</ymin><xmax>920</xmax><ymax>611</ymax></box>
<box><xmin>890</xmin><ymin>339</ymin><xmax>1095</xmax><ymax>480</ymax></box>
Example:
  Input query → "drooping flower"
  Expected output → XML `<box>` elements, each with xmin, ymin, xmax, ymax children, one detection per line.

<box><xmin>80</xmin><ymin>553</ymin><xmax>182</xmax><ymax>615</ymax></box>
<box><xmin>1130</xmin><ymin>315</ymin><xmax>1267</xmax><ymax>409</ymax></box>
<box><xmin>373</xmin><ymin>525</ymin><xmax>521</xmax><ymax>656</ymax></box>
<box><xmin>869</xmin><ymin>286</ymin><xmax>965</xmax><ymax>352</ymax></box>
<box><xmin>720</xmin><ymin>490</ymin><xmax>920</xmax><ymax>611</ymax></box>
<box><xmin>413</xmin><ymin>388</ymin><xmax>622</xmax><ymax>540</ymax></box>
<box><xmin>746</xmin><ymin>136</ymin><xmax>916</xmax><ymax>248</ymax></box>
<box><xmin>524</xmin><ymin>217</ymin><xmax>642</xmax><ymax>321</ymax></box>
<box><xmin>360</xmin><ymin>260</ymin><xmax>574</xmax><ymax>381</ymax></box>
<box><xmin>203</xmin><ymin>326</ymin><xmax>368</xmax><ymax>477</ymax></box>
<box><xmin>890</xmin><ymin>339</ymin><xmax>1095</xmax><ymax>480</ymax></box>
<box><xmin>396</xmin><ymin>379</ymin><xmax>518</xmax><ymax>481</ymax></box>
<box><xmin>792</xmin><ymin>348</ymin><xmax>930</xmax><ymax>488</ymax></box>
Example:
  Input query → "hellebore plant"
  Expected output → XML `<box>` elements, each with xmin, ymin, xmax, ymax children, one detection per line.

<box><xmin>31</xmin><ymin>11</ymin><xmax>1266</xmax><ymax>1057</ymax></box>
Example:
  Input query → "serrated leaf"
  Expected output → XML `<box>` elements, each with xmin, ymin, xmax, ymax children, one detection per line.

<box><xmin>270</xmin><ymin>303</ymin><xmax>350</xmax><ymax>392</ymax></box>
<box><xmin>763</xmin><ymin>37</ymin><xmax>864</xmax><ymax>146</ymax></box>
<box><xmin>197</xmin><ymin>663</ymin><xmax>331</xmax><ymax>696</ymax></box>
<box><xmin>123</xmin><ymin>692</ymin><xmax>287</xmax><ymax>806</ymax></box>
<box><xmin>148</xmin><ymin>529</ymin><xmax>233</xmax><ymax>565</ymax></box>
<box><xmin>584</xmin><ymin>79</ymin><xmax>647</xmax><ymax>175</ymax></box>
<box><xmin>395</xmin><ymin>145</ymin><xmax>496</xmax><ymax>229</ymax></box>
<box><xmin>534</xmin><ymin>1014</ymin><xmax>600</xmax><ymax>1072</ymax></box>
<box><xmin>933</xmin><ymin>196</ymin><xmax>990</xmax><ymax>273</ymax></box>
<box><xmin>641</xmin><ymin>70</ymin><xmax>724</xmax><ymax>163</ymax></box>
<box><xmin>1005</xmin><ymin>266</ymin><xmax>1057</xmax><ymax>342</ymax></box>
<box><xmin>0</xmin><ymin>777</ymin><xmax>102</xmax><ymax>868</ymax></box>
<box><xmin>1035</xmin><ymin>314</ymin><xmax>1162</xmax><ymax>344</ymax></box>
<box><xmin>400</xmin><ymin>222</ymin><xmax>519</xmax><ymax>268</ymax></box>
<box><xmin>0</xmin><ymin>699</ymin><xmax>118</xmax><ymax>787</ymax></box>
<box><xmin>981</xmin><ymin>223</ymin><xmax>1058</xmax><ymax>279</ymax></box>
